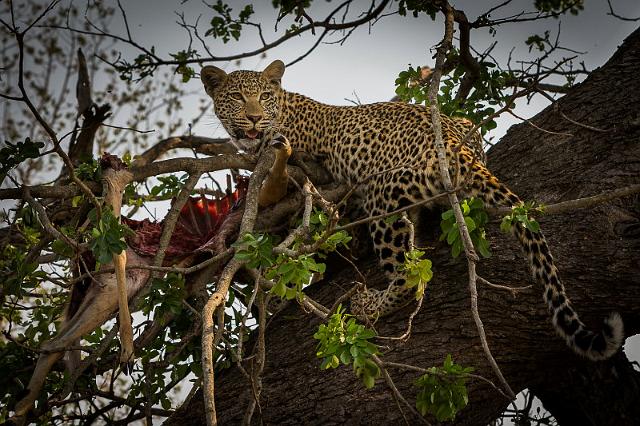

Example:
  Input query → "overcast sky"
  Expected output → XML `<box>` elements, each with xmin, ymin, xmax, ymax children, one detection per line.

<box><xmin>116</xmin><ymin>0</ymin><xmax>640</xmax><ymax>142</ymax></box>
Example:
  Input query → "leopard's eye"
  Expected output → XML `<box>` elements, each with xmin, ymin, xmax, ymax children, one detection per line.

<box><xmin>229</xmin><ymin>92</ymin><xmax>244</xmax><ymax>101</ymax></box>
<box><xmin>260</xmin><ymin>92</ymin><xmax>272</xmax><ymax>101</ymax></box>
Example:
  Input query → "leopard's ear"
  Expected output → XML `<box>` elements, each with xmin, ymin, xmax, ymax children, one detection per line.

<box><xmin>201</xmin><ymin>66</ymin><xmax>228</xmax><ymax>95</ymax></box>
<box><xmin>262</xmin><ymin>60</ymin><xmax>285</xmax><ymax>85</ymax></box>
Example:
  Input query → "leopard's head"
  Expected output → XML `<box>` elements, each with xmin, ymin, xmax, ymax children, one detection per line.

<box><xmin>201</xmin><ymin>60</ymin><xmax>285</xmax><ymax>141</ymax></box>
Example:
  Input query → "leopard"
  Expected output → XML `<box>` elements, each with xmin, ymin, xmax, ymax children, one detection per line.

<box><xmin>201</xmin><ymin>59</ymin><xmax>624</xmax><ymax>361</ymax></box>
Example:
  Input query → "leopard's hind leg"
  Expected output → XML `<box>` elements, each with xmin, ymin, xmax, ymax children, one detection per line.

<box><xmin>350</xmin><ymin>168</ymin><xmax>437</xmax><ymax>318</ymax></box>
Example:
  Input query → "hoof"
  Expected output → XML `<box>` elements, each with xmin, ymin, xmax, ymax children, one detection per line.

<box><xmin>119</xmin><ymin>348</ymin><xmax>135</xmax><ymax>375</ymax></box>
<box><xmin>120</xmin><ymin>359</ymin><xmax>135</xmax><ymax>376</ymax></box>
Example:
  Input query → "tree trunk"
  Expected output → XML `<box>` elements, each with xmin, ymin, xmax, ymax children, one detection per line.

<box><xmin>166</xmin><ymin>27</ymin><xmax>640</xmax><ymax>425</ymax></box>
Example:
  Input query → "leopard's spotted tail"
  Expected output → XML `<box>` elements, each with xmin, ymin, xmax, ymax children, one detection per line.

<box><xmin>511</xmin><ymin>223</ymin><xmax>623</xmax><ymax>360</ymax></box>
<box><xmin>461</xmin><ymin>149</ymin><xmax>624</xmax><ymax>360</ymax></box>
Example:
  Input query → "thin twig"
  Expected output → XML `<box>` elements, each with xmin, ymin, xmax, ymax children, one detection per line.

<box><xmin>242</xmin><ymin>290</ymin><xmax>268</xmax><ymax>425</ymax></box>
<box><xmin>606</xmin><ymin>0</ymin><xmax>640</xmax><ymax>21</ymax></box>
<box><xmin>372</xmin><ymin>355</ymin><xmax>431</xmax><ymax>425</ymax></box>
<box><xmin>335</xmin><ymin>189</ymin><xmax>455</xmax><ymax>232</ymax></box>
<box><xmin>477</xmin><ymin>276</ymin><xmax>532</xmax><ymax>298</ymax></box>
<box><xmin>375</xmin><ymin>296</ymin><xmax>424</xmax><ymax>341</ymax></box>
<box><xmin>507</xmin><ymin>110</ymin><xmax>572</xmax><ymax>137</ymax></box>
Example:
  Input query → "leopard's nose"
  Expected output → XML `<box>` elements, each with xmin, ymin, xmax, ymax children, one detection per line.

<box><xmin>247</xmin><ymin>114</ymin><xmax>262</xmax><ymax>123</ymax></box>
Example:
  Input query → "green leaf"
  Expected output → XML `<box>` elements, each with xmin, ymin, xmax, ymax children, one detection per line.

<box><xmin>88</xmin><ymin>206</ymin><xmax>130</xmax><ymax>267</ymax></box>
<box><xmin>339</xmin><ymin>350</ymin><xmax>352</xmax><ymax>365</ymax></box>
<box><xmin>476</xmin><ymin>237</ymin><xmax>491</xmax><ymax>258</ymax></box>
<box><xmin>160</xmin><ymin>396</ymin><xmax>172</xmax><ymax>410</ymax></box>
<box><xmin>469</xmin><ymin>198</ymin><xmax>484</xmax><ymax>210</ymax></box>
<box><xmin>440</xmin><ymin>198</ymin><xmax>489</xmax><ymax>260</ymax></box>
<box><xmin>415</xmin><ymin>355</ymin><xmax>473</xmax><ymax>421</ymax></box>
<box><xmin>501</xmin><ymin>201</ymin><xmax>543</xmax><ymax>235</ymax></box>
<box><xmin>313</xmin><ymin>308</ymin><xmax>379</xmax><ymax>387</ymax></box>
<box><xmin>51</xmin><ymin>239</ymin><xmax>73</xmax><ymax>257</ymax></box>
<box><xmin>464</xmin><ymin>216</ymin><xmax>476</xmax><ymax>232</ymax></box>
<box><xmin>446</xmin><ymin>225</ymin><xmax>459</xmax><ymax>245</ymax></box>
<box><xmin>441</xmin><ymin>209</ymin><xmax>454</xmax><ymax>220</ymax></box>
<box><xmin>500</xmin><ymin>217</ymin><xmax>512</xmax><ymax>233</ymax></box>
<box><xmin>330</xmin><ymin>355</ymin><xmax>340</xmax><ymax>368</ymax></box>
<box><xmin>233</xmin><ymin>232</ymin><xmax>276</xmax><ymax>269</ymax></box>
<box><xmin>399</xmin><ymin>249</ymin><xmax>433</xmax><ymax>300</ymax></box>
<box><xmin>272</xmin><ymin>280</ymin><xmax>286</xmax><ymax>298</ymax></box>
<box><xmin>362</xmin><ymin>373</ymin><xmax>375</xmax><ymax>389</ymax></box>
<box><xmin>462</xmin><ymin>202</ymin><xmax>470</xmax><ymax>215</ymax></box>
<box><xmin>451</xmin><ymin>238</ymin><xmax>463</xmax><ymax>258</ymax></box>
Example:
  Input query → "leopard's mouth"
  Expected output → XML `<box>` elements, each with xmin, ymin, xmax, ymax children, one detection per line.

<box><xmin>243</xmin><ymin>129</ymin><xmax>263</xmax><ymax>140</ymax></box>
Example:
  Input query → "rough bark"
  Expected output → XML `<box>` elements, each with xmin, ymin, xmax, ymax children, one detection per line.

<box><xmin>165</xmin><ymin>27</ymin><xmax>640</xmax><ymax>426</ymax></box>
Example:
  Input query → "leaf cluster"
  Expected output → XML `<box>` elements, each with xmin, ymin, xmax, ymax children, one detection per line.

<box><xmin>0</xmin><ymin>211</ymin><xmax>47</xmax><ymax>297</ymax></box>
<box><xmin>272</xmin><ymin>0</ymin><xmax>312</xmax><ymax>14</ymax></box>
<box><xmin>525</xmin><ymin>30</ymin><xmax>552</xmax><ymax>52</ymax></box>
<box><xmin>440</xmin><ymin>198</ymin><xmax>490</xmax><ymax>258</ymax></box>
<box><xmin>0</xmin><ymin>138</ymin><xmax>45</xmax><ymax>182</ymax></box>
<box><xmin>150</xmin><ymin>174</ymin><xmax>189</xmax><ymax>199</ymax></box>
<box><xmin>233</xmin><ymin>232</ymin><xmax>277</xmax><ymax>269</ymax></box>
<box><xmin>205</xmin><ymin>1</ymin><xmax>254</xmax><ymax>43</ymax></box>
<box><xmin>534</xmin><ymin>0</ymin><xmax>584</xmax><ymax>15</ymax></box>
<box><xmin>397</xmin><ymin>0</ymin><xmax>439</xmax><ymax>20</ymax></box>
<box><xmin>232</xmin><ymin>231</ymin><xmax>326</xmax><ymax>300</ymax></box>
<box><xmin>440</xmin><ymin>58</ymin><xmax>514</xmax><ymax>134</ymax></box>
<box><xmin>88</xmin><ymin>207</ymin><xmax>129</xmax><ymax>265</ymax></box>
<box><xmin>266</xmin><ymin>253</ymin><xmax>325</xmax><ymax>300</ymax></box>
<box><xmin>415</xmin><ymin>354</ymin><xmax>473</xmax><ymax>421</ymax></box>
<box><xmin>500</xmin><ymin>201</ymin><xmax>543</xmax><ymax>234</ymax></box>
<box><xmin>313</xmin><ymin>306</ymin><xmax>380</xmax><ymax>389</ymax></box>
<box><xmin>0</xmin><ymin>244</ymin><xmax>46</xmax><ymax>297</ymax></box>
<box><xmin>170</xmin><ymin>49</ymin><xmax>200</xmax><ymax>82</ymax></box>
<box><xmin>51</xmin><ymin>226</ymin><xmax>77</xmax><ymax>258</ymax></box>
<box><xmin>309</xmin><ymin>209</ymin><xmax>351</xmax><ymax>254</ymax></box>
<box><xmin>115</xmin><ymin>47</ymin><xmax>157</xmax><ymax>81</ymax></box>
<box><xmin>142</xmin><ymin>272</ymin><xmax>186</xmax><ymax>322</ymax></box>
<box><xmin>123</xmin><ymin>169</ymin><xmax>189</xmax><ymax>208</ymax></box>
<box><xmin>399</xmin><ymin>248</ymin><xmax>433</xmax><ymax>300</ymax></box>
<box><xmin>394</xmin><ymin>65</ymin><xmax>430</xmax><ymax>104</ymax></box>
<box><xmin>272</xmin><ymin>0</ymin><xmax>313</xmax><ymax>33</ymax></box>
<box><xmin>75</xmin><ymin>159</ymin><xmax>102</xmax><ymax>182</ymax></box>
<box><xmin>395</xmin><ymin>60</ymin><xmax>512</xmax><ymax>135</ymax></box>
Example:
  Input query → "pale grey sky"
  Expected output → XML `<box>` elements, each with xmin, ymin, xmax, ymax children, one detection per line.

<box><xmin>117</xmin><ymin>0</ymin><xmax>640</xmax><ymax>142</ymax></box>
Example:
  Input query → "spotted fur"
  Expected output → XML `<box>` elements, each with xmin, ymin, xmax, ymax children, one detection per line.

<box><xmin>201</xmin><ymin>60</ymin><xmax>623</xmax><ymax>361</ymax></box>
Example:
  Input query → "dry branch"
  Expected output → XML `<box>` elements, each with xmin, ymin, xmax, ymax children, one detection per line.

<box><xmin>201</xmin><ymin>148</ymin><xmax>272</xmax><ymax>426</ymax></box>
<box><xmin>428</xmin><ymin>1</ymin><xmax>515</xmax><ymax>399</ymax></box>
